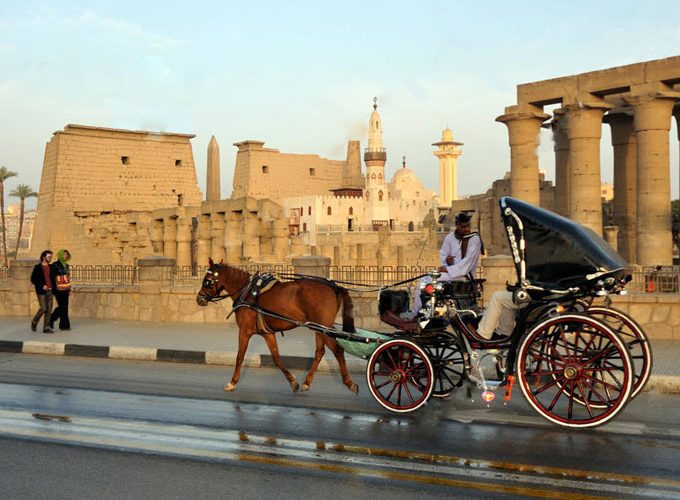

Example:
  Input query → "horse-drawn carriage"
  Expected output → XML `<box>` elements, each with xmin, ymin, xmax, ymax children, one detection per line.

<box><xmin>197</xmin><ymin>196</ymin><xmax>652</xmax><ymax>429</ymax></box>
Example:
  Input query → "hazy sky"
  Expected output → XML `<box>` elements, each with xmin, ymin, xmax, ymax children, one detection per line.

<box><xmin>2</xmin><ymin>0</ymin><xmax>680</xmax><ymax>209</ymax></box>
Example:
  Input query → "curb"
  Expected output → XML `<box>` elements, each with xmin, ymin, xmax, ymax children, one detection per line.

<box><xmin>2</xmin><ymin>340</ymin><xmax>679</xmax><ymax>394</ymax></box>
<box><xmin>0</xmin><ymin>340</ymin><xmax>367</xmax><ymax>374</ymax></box>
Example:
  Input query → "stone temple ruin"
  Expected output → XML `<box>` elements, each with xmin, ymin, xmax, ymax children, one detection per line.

<box><xmin>30</xmin><ymin>104</ymin><xmax>443</xmax><ymax>268</ymax></box>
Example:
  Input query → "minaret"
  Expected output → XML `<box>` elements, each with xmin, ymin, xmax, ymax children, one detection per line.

<box><xmin>364</xmin><ymin>97</ymin><xmax>387</xmax><ymax>189</ymax></box>
<box><xmin>364</xmin><ymin>98</ymin><xmax>389</xmax><ymax>225</ymax></box>
<box><xmin>206</xmin><ymin>135</ymin><xmax>221</xmax><ymax>201</ymax></box>
<box><xmin>432</xmin><ymin>128</ymin><xmax>463</xmax><ymax>207</ymax></box>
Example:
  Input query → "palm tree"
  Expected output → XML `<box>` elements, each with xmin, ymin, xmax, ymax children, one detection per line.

<box><xmin>10</xmin><ymin>184</ymin><xmax>38</xmax><ymax>258</ymax></box>
<box><xmin>0</xmin><ymin>166</ymin><xmax>18</xmax><ymax>267</ymax></box>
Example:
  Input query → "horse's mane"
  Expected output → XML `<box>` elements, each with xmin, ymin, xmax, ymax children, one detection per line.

<box><xmin>219</xmin><ymin>263</ymin><xmax>251</xmax><ymax>286</ymax></box>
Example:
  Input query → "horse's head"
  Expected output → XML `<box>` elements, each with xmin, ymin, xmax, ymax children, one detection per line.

<box><xmin>196</xmin><ymin>258</ymin><xmax>223</xmax><ymax>306</ymax></box>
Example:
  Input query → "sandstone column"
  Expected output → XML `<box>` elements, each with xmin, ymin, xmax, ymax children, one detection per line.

<box><xmin>149</xmin><ymin>219</ymin><xmax>164</xmax><ymax>255</ymax></box>
<box><xmin>625</xmin><ymin>85</ymin><xmax>680</xmax><ymax>265</ymax></box>
<box><xmin>242</xmin><ymin>211</ymin><xmax>260</xmax><ymax>262</ymax></box>
<box><xmin>162</xmin><ymin>217</ymin><xmax>177</xmax><ymax>260</ymax></box>
<box><xmin>603</xmin><ymin>112</ymin><xmax>637</xmax><ymax>262</ymax></box>
<box><xmin>273</xmin><ymin>218</ymin><xmax>289</xmax><ymax>262</ymax></box>
<box><xmin>550</xmin><ymin>110</ymin><xmax>570</xmax><ymax>216</ymax></box>
<box><xmin>563</xmin><ymin>99</ymin><xmax>612</xmax><ymax>234</ymax></box>
<box><xmin>175</xmin><ymin>217</ymin><xmax>192</xmax><ymax>268</ymax></box>
<box><xmin>206</xmin><ymin>136</ymin><xmax>220</xmax><ymax>202</ymax></box>
<box><xmin>210</xmin><ymin>212</ymin><xmax>225</xmax><ymax>262</ymax></box>
<box><xmin>196</xmin><ymin>214</ymin><xmax>212</xmax><ymax>266</ymax></box>
<box><xmin>496</xmin><ymin>104</ymin><xmax>550</xmax><ymax>206</ymax></box>
<box><xmin>223</xmin><ymin>211</ymin><xmax>241</xmax><ymax>265</ymax></box>
<box><xmin>603</xmin><ymin>226</ymin><xmax>619</xmax><ymax>253</ymax></box>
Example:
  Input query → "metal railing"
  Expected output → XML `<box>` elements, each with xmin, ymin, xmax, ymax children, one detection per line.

<box><xmin>628</xmin><ymin>266</ymin><xmax>680</xmax><ymax>293</ymax></box>
<box><xmin>329</xmin><ymin>265</ymin><xmax>433</xmax><ymax>288</ymax></box>
<box><xmin>71</xmin><ymin>265</ymin><xmax>139</xmax><ymax>286</ymax></box>
<box><xmin>172</xmin><ymin>264</ymin><xmax>295</xmax><ymax>286</ymax></box>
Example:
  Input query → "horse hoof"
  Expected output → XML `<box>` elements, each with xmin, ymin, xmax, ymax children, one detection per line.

<box><xmin>224</xmin><ymin>383</ymin><xmax>236</xmax><ymax>392</ymax></box>
<box><xmin>291</xmin><ymin>381</ymin><xmax>300</xmax><ymax>393</ymax></box>
<box><xmin>349</xmin><ymin>383</ymin><xmax>359</xmax><ymax>395</ymax></box>
<box><xmin>301</xmin><ymin>384</ymin><xmax>310</xmax><ymax>392</ymax></box>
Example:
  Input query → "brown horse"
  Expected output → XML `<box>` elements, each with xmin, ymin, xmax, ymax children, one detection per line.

<box><xmin>196</xmin><ymin>259</ymin><xmax>358</xmax><ymax>395</ymax></box>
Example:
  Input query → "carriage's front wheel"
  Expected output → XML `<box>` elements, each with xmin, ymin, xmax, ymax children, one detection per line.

<box><xmin>516</xmin><ymin>314</ymin><xmax>633</xmax><ymax>429</ymax></box>
<box><xmin>366</xmin><ymin>339</ymin><xmax>434</xmax><ymax>413</ymax></box>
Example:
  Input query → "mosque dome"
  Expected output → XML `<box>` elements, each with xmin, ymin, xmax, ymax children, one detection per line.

<box><xmin>390</xmin><ymin>158</ymin><xmax>425</xmax><ymax>198</ymax></box>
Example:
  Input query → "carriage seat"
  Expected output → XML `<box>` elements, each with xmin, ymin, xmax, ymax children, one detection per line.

<box><xmin>380</xmin><ymin>309</ymin><xmax>419</xmax><ymax>333</ymax></box>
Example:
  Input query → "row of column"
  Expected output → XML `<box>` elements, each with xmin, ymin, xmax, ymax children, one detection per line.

<box><xmin>149</xmin><ymin>212</ymin><xmax>289</xmax><ymax>267</ymax></box>
<box><xmin>497</xmin><ymin>84</ymin><xmax>680</xmax><ymax>266</ymax></box>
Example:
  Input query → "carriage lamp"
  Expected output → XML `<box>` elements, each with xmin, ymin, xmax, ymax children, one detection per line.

<box><xmin>481</xmin><ymin>390</ymin><xmax>495</xmax><ymax>403</ymax></box>
<box><xmin>423</xmin><ymin>283</ymin><xmax>435</xmax><ymax>295</ymax></box>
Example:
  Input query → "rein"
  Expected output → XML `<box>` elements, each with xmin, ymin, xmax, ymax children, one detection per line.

<box><xmin>274</xmin><ymin>272</ymin><xmax>431</xmax><ymax>293</ymax></box>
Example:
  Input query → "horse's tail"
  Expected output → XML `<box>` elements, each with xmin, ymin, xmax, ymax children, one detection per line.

<box><xmin>336</xmin><ymin>286</ymin><xmax>356</xmax><ymax>333</ymax></box>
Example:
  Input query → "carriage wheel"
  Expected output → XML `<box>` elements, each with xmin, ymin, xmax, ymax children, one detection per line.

<box><xmin>422</xmin><ymin>334</ymin><xmax>465</xmax><ymax>398</ymax></box>
<box><xmin>366</xmin><ymin>339</ymin><xmax>434</xmax><ymax>413</ymax></box>
<box><xmin>586</xmin><ymin>307</ymin><xmax>652</xmax><ymax>400</ymax></box>
<box><xmin>516</xmin><ymin>314</ymin><xmax>633</xmax><ymax>428</ymax></box>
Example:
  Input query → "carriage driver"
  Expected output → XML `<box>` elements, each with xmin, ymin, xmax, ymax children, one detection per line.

<box><xmin>402</xmin><ymin>212</ymin><xmax>484</xmax><ymax>319</ymax></box>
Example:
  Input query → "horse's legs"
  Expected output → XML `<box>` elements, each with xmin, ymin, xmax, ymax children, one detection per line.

<box><xmin>262</xmin><ymin>332</ymin><xmax>299</xmax><ymax>392</ymax></box>
<box><xmin>325</xmin><ymin>337</ymin><xmax>359</xmax><ymax>395</ymax></box>
<box><xmin>301</xmin><ymin>333</ymin><xmax>327</xmax><ymax>392</ymax></box>
<box><xmin>224</xmin><ymin>326</ymin><xmax>253</xmax><ymax>392</ymax></box>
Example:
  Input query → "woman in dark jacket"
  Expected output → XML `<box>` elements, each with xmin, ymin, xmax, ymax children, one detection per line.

<box><xmin>30</xmin><ymin>250</ymin><xmax>55</xmax><ymax>333</ymax></box>
<box><xmin>50</xmin><ymin>249</ymin><xmax>72</xmax><ymax>331</ymax></box>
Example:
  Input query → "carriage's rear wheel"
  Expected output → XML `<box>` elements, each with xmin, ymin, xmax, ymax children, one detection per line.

<box><xmin>516</xmin><ymin>314</ymin><xmax>633</xmax><ymax>428</ymax></box>
<box><xmin>584</xmin><ymin>307</ymin><xmax>652</xmax><ymax>401</ymax></box>
<box><xmin>366</xmin><ymin>339</ymin><xmax>434</xmax><ymax>413</ymax></box>
<box><xmin>422</xmin><ymin>334</ymin><xmax>465</xmax><ymax>398</ymax></box>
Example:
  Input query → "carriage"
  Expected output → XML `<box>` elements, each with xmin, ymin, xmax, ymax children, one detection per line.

<box><xmin>352</xmin><ymin>196</ymin><xmax>652</xmax><ymax>428</ymax></box>
<box><xmin>197</xmin><ymin>196</ymin><xmax>652</xmax><ymax>429</ymax></box>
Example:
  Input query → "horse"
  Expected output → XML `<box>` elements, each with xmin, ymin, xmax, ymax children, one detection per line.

<box><xmin>196</xmin><ymin>258</ymin><xmax>359</xmax><ymax>395</ymax></box>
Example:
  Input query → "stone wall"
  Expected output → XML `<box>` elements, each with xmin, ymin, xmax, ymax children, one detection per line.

<box><xmin>232</xmin><ymin>140</ymin><xmax>356</xmax><ymax>200</ymax></box>
<box><xmin>2</xmin><ymin>256</ymin><xmax>679</xmax><ymax>339</ymax></box>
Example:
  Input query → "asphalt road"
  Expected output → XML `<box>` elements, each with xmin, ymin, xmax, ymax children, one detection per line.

<box><xmin>1</xmin><ymin>353</ymin><xmax>680</xmax><ymax>499</ymax></box>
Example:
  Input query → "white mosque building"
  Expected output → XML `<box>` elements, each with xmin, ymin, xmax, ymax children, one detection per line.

<box><xmin>279</xmin><ymin>99</ymin><xmax>443</xmax><ymax>247</ymax></box>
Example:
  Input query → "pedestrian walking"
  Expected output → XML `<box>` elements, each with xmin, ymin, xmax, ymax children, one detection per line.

<box><xmin>30</xmin><ymin>250</ymin><xmax>55</xmax><ymax>333</ymax></box>
<box><xmin>50</xmin><ymin>249</ymin><xmax>73</xmax><ymax>331</ymax></box>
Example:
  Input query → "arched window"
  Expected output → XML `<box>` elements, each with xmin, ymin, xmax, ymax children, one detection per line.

<box><xmin>408</xmin><ymin>221</ymin><xmax>414</xmax><ymax>232</ymax></box>
<box><xmin>378</xmin><ymin>173</ymin><xmax>382</xmax><ymax>180</ymax></box>
<box><xmin>378</xmin><ymin>190</ymin><xmax>384</xmax><ymax>201</ymax></box>
<box><xmin>327</xmin><ymin>206</ymin><xmax>332</xmax><ymax>215</ymax></box>
<box><xmin>308</xmin><ymin>206</ymin><xmax>311</xmax><ymax>215</ymax></box>
<box><xmin>349</xmin><ymin>207</ymin><xmax>354</xmax><ymax>215</ymax></box>
<box><xmin>371</xmin><ymin>173</ymin><xmax>376</xmax><ymax>179</ymax></box>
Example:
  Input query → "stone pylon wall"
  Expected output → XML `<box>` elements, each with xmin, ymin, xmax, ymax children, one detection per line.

<box><xmin>31</xmin><ymin>125</ymin><xmax>203</xmax><ymax>263</ymax></box>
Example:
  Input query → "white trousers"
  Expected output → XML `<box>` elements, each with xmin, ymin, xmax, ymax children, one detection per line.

<box><xmin>477</xmin><ymin>290</ymin><xmax>520</xmax><ymax>339</ymax></box>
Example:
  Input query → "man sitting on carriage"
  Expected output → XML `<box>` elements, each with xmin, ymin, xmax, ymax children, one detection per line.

<box><xmin>402</xmin><ymin>212</ymin><xmax>484</xmax><ymax>319</ymax></box>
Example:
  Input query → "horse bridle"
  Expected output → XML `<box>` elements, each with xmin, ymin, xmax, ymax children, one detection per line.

<box><xmin>199</xmin><ymin>265</ymin><xmax>249</xmax><ymax>303</ymax></box>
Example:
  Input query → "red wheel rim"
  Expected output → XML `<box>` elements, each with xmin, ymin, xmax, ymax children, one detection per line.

<box><xmin>366</xmin><ymin>340</ymin><xmax>434</xmax><ymax>412</ymax></box>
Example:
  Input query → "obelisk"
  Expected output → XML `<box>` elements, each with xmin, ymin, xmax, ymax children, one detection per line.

<box><xmin>206</xmin><ymin>135</ymin><xmax>220</xmax><ymax>201</ymax></box>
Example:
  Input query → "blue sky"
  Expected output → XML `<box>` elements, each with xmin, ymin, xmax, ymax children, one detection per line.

<box><xmin>1</xmin><ymin>0</ymin><xmax>680</xmax><ymax>208</ymax></box>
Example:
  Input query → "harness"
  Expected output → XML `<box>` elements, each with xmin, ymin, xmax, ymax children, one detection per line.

<box><xmin>231</xmin><ymin>272</ymin><xmax>281</xmax><ymax>334</ymax></box>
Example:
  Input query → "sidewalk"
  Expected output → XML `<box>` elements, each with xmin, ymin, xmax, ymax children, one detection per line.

<box><xmin>0</xmin><ymin>316</ymin><xmax>678</xmax><ymax>393</ymax></box>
